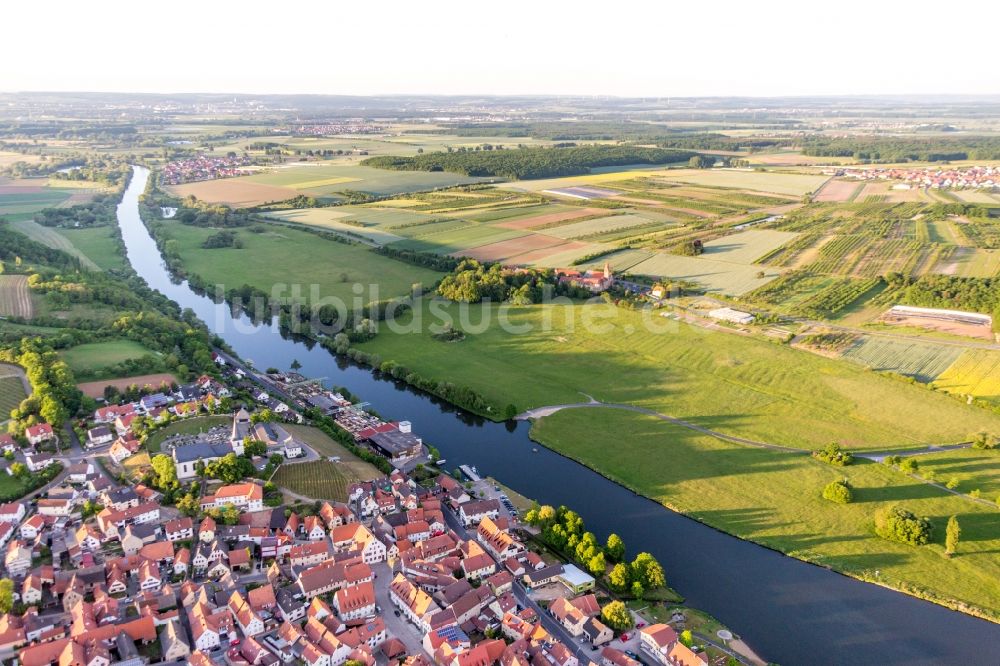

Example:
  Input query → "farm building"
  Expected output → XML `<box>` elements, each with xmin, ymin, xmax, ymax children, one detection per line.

<box><xmin>886</xmin><ymin>305</ymin><xmax>992</xmax><ymax>329</ymax></box>
<box><xmin>708</xmin><ymin>307</ymin><xmax>755</xmax><ymax>325</ymax></box>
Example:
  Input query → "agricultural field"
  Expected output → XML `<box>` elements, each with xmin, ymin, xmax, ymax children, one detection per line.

<box><xmin>654</xmin><ymin>169</ymin><xmax>829</xmax><ymax>196</ymax></box>
<box><xmin>263</xmin><ymin>208</ymin><xmax>406</xmax><ymax>245</ymax></box>
<box><xmin>814</xmin><ymin>179</ymin><xmax>862</xmax><ymax>202</ymax></box>
<box><xmin>543</xmin><ymin>214</ymin><xmax>655</xmax><ymax>240</ymax></box>
<box><xmin>166</xmin><ymin>179</ymin><xmax>300</xmax><ymax>207</ymax></box>
<box><xmin>389</xmin><ymin>225</ymin><xmax>528</xmax><ymax>255</ymax></box>
<box><xmin>839</xmin><ymin>337</ymin><xmax>963</xmax><ymax>382</ymax></box>
<box><xmin>358</xmin><ymin>299</ymin><xmax>1000</xmax><ymax>448</ymax></box>
<box><xmin>530</xmin><ymin>408</ymin><xmax>1000</xmax><ymax>619</ymax></box>
<box><xmin>150</xmin><ymin>222</ymin><xmax>445</xmax><ymax>303</ymax></box>
<box><xmin>933</xmin><ymin>351</ymin><xmax>1000</xmax><ymax>403</ymax></box>
<box><xmin>59</xmin><ymin>340</ymin><xmax>160</xmax><ymax>378</ymax></box>
<box><xmin>0</xmin><ymin>151</ymin><xmax>42</xmax><ymax>168</ymax></box>
<box><xmin>244</xmin><ymin>163</ymin><xmax>494</xmax><ymax>198</ymax></box>
<box><xmin>626</xmin><ymin>253</ymin><xmax>781</xmax><ymax>295</ymax></box>
<box><xmin>76</xmin><ymin>373</ymin><xmax>179</xmax><ymax>400</ymax></box>
<box><xmin>0</xmin><ymin>372</ymin><xmax>27</xmax><ymax>421</ymax></box>
<box><xmin>699</xmin><ymin>229</ymin><xmax>798</xmax><ymax>264</ymax></box>
<box><xmin>0</xmin><ymin>275</ymin><xmax>34</xmax><ymax>318</ymax></box>
<box><xmin>0</xmin><ymin>188</ymin><xmax>71</xmax><ymax>216</ymax></box>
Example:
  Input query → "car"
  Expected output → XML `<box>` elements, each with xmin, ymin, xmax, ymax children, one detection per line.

<box><xmin>394</xmin><ymin>609</ymin><xmax>401</xmax><ymax>616</ymax></box>
<box><xmin>620</xmin><ymin>633</ymin><xmax>629</xmax><ymax>641</ymax></box>
<box><xmin>625</xmin><ymin>651</ymin><xmax>640</xmax><ymax>660</ymax></box>
<box><xmin>636</xmin><ymin>622</ymin><xmax>646</xmax><ymax>628</ymax></box>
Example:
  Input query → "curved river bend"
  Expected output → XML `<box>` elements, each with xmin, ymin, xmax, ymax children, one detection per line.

<box><xmin>117</xmin><ymin>167</ymin><xmax>1000</xmax><ymax>665</ymax></box>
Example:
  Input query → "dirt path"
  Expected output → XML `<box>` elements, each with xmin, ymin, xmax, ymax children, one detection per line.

<box><xmin>9</xmin><ymin>219</ymin><xmax>101</xmax><ymax>271</ymax></box>
<box><xmin>516</xmin><ymin>401</ymin><xmax>806</xmax><ymax>453</ymax></box>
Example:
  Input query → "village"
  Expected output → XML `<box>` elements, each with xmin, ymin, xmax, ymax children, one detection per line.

<box><xmin>160</xmin><ymin>156</ymin><xmax>255</xmax><ymax>186</ymax></box>
<box><xmin>0</xmin><ymin>356</ymin><xmax>730</xmax><ymax>666</ymax></box>
<box><xmin>836</xmin><ymin>164</ymin><xmax>1000</xmax><ymax>190</ymax></box>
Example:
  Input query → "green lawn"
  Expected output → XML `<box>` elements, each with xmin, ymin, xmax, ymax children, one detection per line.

<box><xmin>145</xmin><ymin>415</ymin><xmax>230</xmax><ymax>453</ymax></box>
<box><xmin>59</xmin><ymin>340</ymin><xmax>158</xmax><ymax>376</ymax></box>
<box><xmin>54</xmin><ymin>226</ymin><xmax>125</xmax><ymax>271</ymax></box>
<box><xmin>152</xmin><ymin>222</ymin><xmax>444</xmax><ymax>303</ymax></box>
<box><xmin>531</xmin><ymin>408</ymin><xmax>1000</xmax><ymax>619</ymax></box>
<box><xmin>358</xmin><ymin>299</ymin><xmax>1000</xmax><ymax>449</ymax></box>
<box><xmin>917</xmin><ymin>448</ymin><xmax>1000</xmax><ymax>500</ymax></box>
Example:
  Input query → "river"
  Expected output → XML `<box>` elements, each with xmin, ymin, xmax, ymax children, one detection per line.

<box><xmin>117</xmin><ymin>166</ymin><xmax>1000</xmax><ymax>665</ymax></box>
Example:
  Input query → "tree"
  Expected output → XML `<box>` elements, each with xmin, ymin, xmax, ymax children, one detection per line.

<box><xmin>290</xmin><ymin>359</ymin><xmax>302</xmax><ymax>371</ymax></box>
<box><xmin>813</xmin><ymin>442</ymin><xmax>853</xmax><ymax>466</ymax></box>
<box><xmin>601</xmin><ymin>600</ymin><xmax>633</xmax><ymax>631</ymax></box>
<box><xmin>0</xmin><ymin>578</ymin><xmax>12</xmax><ymax>613</ymax></box>
<box><xmin>587</xmin><ymin>552</ymin><xmax>606</xmax><ymax>577</ymax></box>
<box><xmin>899</xmin><ymin>457</ymin><xmax>919</xmax><ymax>474</ymax></box>
<box><xmin>205</xmin><ymin>452</ymin><xmax>255</xmax><ymax>483</ymax></box>
<box><xmin>175</xmin><ymin>493</ymin><xmax>200</xmax><ymax>517</ymax></box>
<box><xmin>243</xmin><ymin>438</ymin><xmax>267</xmax><ymax>458</ymax></box>
<box><xmin>970</xmin><ymin>431</ymin><xmax>998</xmax><ymax>450</ymax></box>
<box><xmin>822</xmin><ymin>479</ymin><xmax>853</xmax><ymax>504</ymax></box>
<box><xmin>605</xmin><ymin>533</ymin><xmax>625</xmax><ymax>561</ymax></box>
<box><xmin>945</xmin><ymin>515</ymin><xmax>961</xmax><ymax>556</ymax></box>
<box><xmin>537</xmin><ymin>505</ymin><xmax>556</xmax><ymax>526</ymax></box>
<box><xmin>631</xmin><ymin>552</ymin><xmax>666</xmax><ymax>590</ymax></box>
<box><xmin>874</xmin><ymin>505</ymin><xmax>932</xmax><ymax>546</ymax></box>
<box><xmin>608</xmin><ymin>563</ymin><xmax>630</xmax><ymax>592</ymax></box>
<box><xmin>679</xmin><ymin>630</ymin><xmax>694</xmax><ymax>648</ymax></box>
<box><xmin>631</xmin><ymin>581</ymin><xmax>644</xmax><ymax>600</ymax></box>
<box><xmin>9</xmin><ymin>463</ymin><xmax>26</xmax><ymax>479</ymax></box>
<box><xmin>150</xmin><ymin>454</ymin><xmax>178</xmax><ymax>490</ymax></box>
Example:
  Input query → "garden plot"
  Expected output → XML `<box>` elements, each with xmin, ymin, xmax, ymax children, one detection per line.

<box><xmin>840</xmin><ymin>337</ymin><xmax>962</xmax><ymax>383</ymax></box>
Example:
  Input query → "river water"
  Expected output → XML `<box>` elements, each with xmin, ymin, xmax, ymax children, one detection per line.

<box><xmin>117</xmin><ymin>166</ymin><xmax>1000</xmax><ymax>665</ymax></box>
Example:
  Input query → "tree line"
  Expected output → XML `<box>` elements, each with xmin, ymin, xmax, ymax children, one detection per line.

<box><xmin>801</xmin><ymin>136</ymin><xmax>1000</xmax><ymax>162</ymax></box>
<box><xmin>362</xmin><ymin>145</ymin><xmax>697</xmax><ymax>180</ymax></box>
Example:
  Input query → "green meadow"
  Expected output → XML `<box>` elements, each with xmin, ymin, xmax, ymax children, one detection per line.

<box><xmin>151</xmin><ymin>222</ymin><xmax>445</xmax><ymax>303</ymax></box>
<box><xmin>59</xmin><ymin>340</ymin><xmax>158</xmax><ymax>376</ymax></box>
<box><xmin>531</xmin><ymin>408</ymin><xmax>1000</xmax><ymax>619</ymax></box>
<box><xmin>358</xmin><ymin>299</ymin><xmax>1000</xmax><ymax>449</ymax></box>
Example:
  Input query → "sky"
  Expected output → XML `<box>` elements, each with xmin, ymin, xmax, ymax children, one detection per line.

<box><xmin>2</xmin><ymin>0</ymin><xmax>998</xmax><ymax>98</ymax></box>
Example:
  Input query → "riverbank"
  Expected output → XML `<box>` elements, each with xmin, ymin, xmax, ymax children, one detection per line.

<box><xmin>529</xmin><ymin>408</ymin><xmax>1000</xmax><ymax>623</ymax></box>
